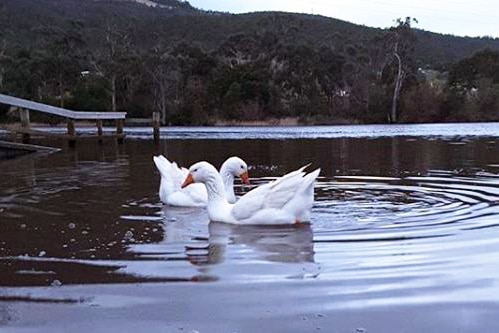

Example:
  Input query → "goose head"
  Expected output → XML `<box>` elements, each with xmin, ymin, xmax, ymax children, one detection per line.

<box><xmin>222</xmin><ymin>156</ymin><xmax>250</xmax><ymax>185</ymax></box>
<box><xmin>181</xmin><ymin>161</ymin><xmax>218</xmax><ymax>188</ymax></box>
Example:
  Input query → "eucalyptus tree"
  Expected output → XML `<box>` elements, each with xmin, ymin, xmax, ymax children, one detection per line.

<box><xmin>387</xmin><ymin>17</ymin><xmax>418</xmax><ymax>122</ymax></box>
<box><xmin>447</xmin><ymin>49</ymin><xmax>499</xmax><ymax>120</ymax></box>
<box><xmin>213</xmin><ymin>31</ymin><xmax>282</xmax><ymax>120</ymax></box>
<box><xmin>171</xmin><ymin>42</ymin><xmax>216</xmax><ymax>124</ymax></box>
<box><xmin>92</xmin><ymin>18</ymin><xmax>140</xmax><ymax>112</ymax></box>
<box><xmin>0</xmin><ymin>38</ymin><xmax>8</xmax><ymax>92</ymax></box>
<box><xmin>218</xmin><ymin>33</ymin><xmax>260</xmax><ymax>67</ymax></box>
<box><xmin>368</xmin><ymin>17</ymin><xmax>417</xmax><ymax>123</ymax></box>
<box><xmin>275</xmin><ymin>44</ymin><xmax>317</xmax><ymax>96</ymax></box>
<box><xmin>448</xmin><ymin>49</ymin><xmax>499</xmax><ymax>89</ymax></box>
<box><xmin>33</xmin><ymin>21</ymin><xmax>88</xmax><ymax>108</ymax></box>
<box><xmin>0</xmin><ymin>5</ymin><xmax>9</xmax><ymax>92</ymax></box>
<box><xmin>143</xmin><ymin>41</ymin><xmax>182</xmax><ymax>124</ymax></box>
<box><xmin>313</xmin><ymin>45</ymin><xmax>345</xmax><ymax>115</ymax></box>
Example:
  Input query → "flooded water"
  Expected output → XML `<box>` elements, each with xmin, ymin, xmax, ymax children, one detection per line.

<box><xmin>1</xmin><ymin>124</ymin><xmax>499</xmax><ymax>332</ymax></box>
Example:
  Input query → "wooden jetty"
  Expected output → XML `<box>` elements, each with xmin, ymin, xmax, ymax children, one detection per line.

<box><xmin>0</xmin><ymin>93</ymin><xmax>127</xmax><ymax>144</ymax></box>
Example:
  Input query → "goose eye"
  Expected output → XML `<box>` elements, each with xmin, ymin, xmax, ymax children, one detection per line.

<box><xmin>240</xmin><ymin>165</ymin><xmax>244</xmax><ymax>169</ymax></box>
<box><xmin>193</xmin><ymin>168</ymin><xmax>198</xmax><ymax>172</ymax></box>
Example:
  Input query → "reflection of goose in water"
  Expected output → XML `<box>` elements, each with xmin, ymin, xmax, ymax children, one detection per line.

<box><xmin>157</xmin><ymin>206</ymin><xmax>319</xmax><ymax>280</ymax></box>
<box><xmin>188</xmin><ymin>222</ymin><xmax>315</xmax><ymax>266</ymax></box>
<box><xmin>160</xmin><ymin>205</ymin><xmax>209</xmax><ymax>243</ymax></box>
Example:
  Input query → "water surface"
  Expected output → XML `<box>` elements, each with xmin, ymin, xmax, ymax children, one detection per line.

<box><xmin>1</xmin><ymin>124</ymin><xmax>499</xmax><ymax>332</ymax></box>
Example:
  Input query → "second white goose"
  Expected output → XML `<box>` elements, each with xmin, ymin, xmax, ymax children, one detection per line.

<box><xmin>153</xmin><ymin>155</ymin><xmax>249</xmax><ymax>207</ymax></box>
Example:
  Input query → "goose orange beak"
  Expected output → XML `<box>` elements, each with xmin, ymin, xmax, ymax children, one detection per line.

<box><xmin>181</xmin><ymin>173</ymin><xmax>194</xmax><ymax>188</ymax></box>
<box><xmin>240</xmin><ymin>171</ymin><xmax>250</xmax><ymax>185</ymax></box>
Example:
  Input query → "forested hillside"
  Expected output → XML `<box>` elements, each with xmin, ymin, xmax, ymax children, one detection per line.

<box><xmin>1</xmin><ymin>0</ymin><xmax>499</xmax><ymax>124</ymax></box>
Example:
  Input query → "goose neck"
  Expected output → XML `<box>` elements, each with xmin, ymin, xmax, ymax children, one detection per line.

<box><xmin>204</xmin><ymin>173</ymin><xmax>228</xmax><ymax>203</ymax></box>
<box><xmin>220</xmin><ymin>168</ymin><xmax>235</xmax><ymax>202</ymax></box>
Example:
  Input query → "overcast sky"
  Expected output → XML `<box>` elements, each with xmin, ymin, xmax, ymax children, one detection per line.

<box><xmin>188</xmin><ymin>0</ymin><xmax>499</xmax><ymax>38</ymax></box>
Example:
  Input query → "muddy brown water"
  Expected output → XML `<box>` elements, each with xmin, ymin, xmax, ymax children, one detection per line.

<box><xmin>1</xmin><ymin>124</ymin><xmax>499</xmax><ymax>332</ymax></box>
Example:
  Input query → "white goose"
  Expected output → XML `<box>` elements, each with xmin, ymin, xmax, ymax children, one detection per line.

<box><xmin>153</xmin><ymin>155</ymin><xmax>249</xmax><ymax>207</ymax></box>
<box><xmin>181</xmin><ymin>161</ymin><xmax>320</xmax><ymax>225</ymax></box>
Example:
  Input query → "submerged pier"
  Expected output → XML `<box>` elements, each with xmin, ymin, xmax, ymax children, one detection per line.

<box><xmin>0</xmin><ymin>140</ymin><xmax>61</xmax><ymax>159</ymax></box>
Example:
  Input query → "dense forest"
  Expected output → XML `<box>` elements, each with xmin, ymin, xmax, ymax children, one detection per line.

<box><xmin>1</xmin><ymin>0</ymin><xmax>499</xmax><ymax>125</ymax></box>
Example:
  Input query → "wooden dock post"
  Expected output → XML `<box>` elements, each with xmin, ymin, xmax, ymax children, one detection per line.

<box><xmin>19</xmin><ymin>108</ymin><xmax>30</xmax><ymax>143</ymax></box>
<box><xmin>96</xmin><ymin>119</ymin><xmax>103</xmax><ymax>143</ymax></box>
<box><xmin>116</xmin><ymin>119</ymin><xmax>124</xmax><ymax>144</ymax></box>
<box><xmin>152</xmin><ymin>111</ymin><xmax>161</xmax><ymax>143</ymax></box>
<box><xmin>67</xmin><ymin>118</ymin><xmax>76</xmax><ymax>146</ymax></box>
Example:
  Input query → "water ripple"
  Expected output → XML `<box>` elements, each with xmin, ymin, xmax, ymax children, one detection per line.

<box><xmin>2</xmin><ymin>162</ymin><xmax>499</xmax><ymax>308</ymax></box>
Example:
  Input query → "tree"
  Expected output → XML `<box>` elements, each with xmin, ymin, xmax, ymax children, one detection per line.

<box><xmin>144</xmin><ymin>45</ymin><xmax>181</xmax><ymax>124</ymax></box>
<box><xmin>388</xmin><ymin>17</ymin><xmax>418</xmax><ymax>123</ymax></box>
<box><xmin>401</xmin><ymin>81</ymin><xmax>443</xmax><ymax>122</ymax></box>
<box><xmin>218</xmin><ymin>33</ymin><xmax>260</xmax><ymax>67</ymax></box>
<box><xmin>36</xmin><ymin>21</ymin><xmax>87</xmax><ymax>107</ymax></box>
<box><xmin>173</xmin><ymin>43</ymin><xmax>216</xmax><ymax>124</ymax></box>
<box><xmin>0</xmin><ymin>5</ymin><xmax>9</xmax><ymax>92</ymax></box>
<box><xmin>370</xmin><ymin>17</ymin><xmax>418</xmax><ymax>123</ymax></box>
<box><xmin>14</xmin><ymin>49</ymin><xmax>49</xmax><ymax>100</ymax></box>
<box><xmin>446</xmin><ymin>50</ymin><xmax>499</xmax><ymax>121</ymax></box>
<box><xmin>314</xmin><ymin>46</ymin><xmax>344</xmax><ymax>115</ymax></box>
<box><xmin>0</xmin><ymin>38</ymin><xmax>8</xmax><ymax>92</ymax></box>
<box><xmin>336</xmin><ymin>43</ymin><xmax>372</xmax><ymax>119</ymax></box>
<box><xmin>448</xmin><ymin>49</ymin><xmax>499</xmax><ymax>89</ymax></box>
<box><xmin>94</xmin><ymin>19</ymin><xmax>139</xmax><ymax>112</ymax></box>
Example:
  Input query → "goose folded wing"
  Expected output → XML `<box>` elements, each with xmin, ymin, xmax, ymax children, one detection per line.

<box><xmin>153</xmin><ymin>155</ymin><xmax>171</xmax><ymax>179</ymax></box>
<box><xmin>232</xmin><ymin>170</ymin><xmax>306</xmax><ymax>220</ymax></box>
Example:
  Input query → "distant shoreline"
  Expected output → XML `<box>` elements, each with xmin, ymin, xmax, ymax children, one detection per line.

<box><xmin>2</xmin><ymin>119</ymin><xmax>499</xmax><ymax>130</ymax></box>
<box><xmin>213</xmin><ymin>117</ymin><xmax>300</xmax><ymax>126</ymax></box>
<box><xmin>1</xmin><ymin>117</ymin><xmax>302</xmax><ymax>128</ymax></box>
